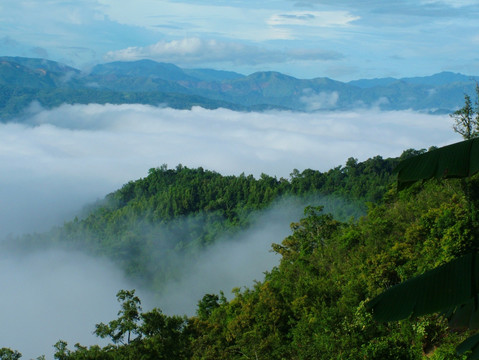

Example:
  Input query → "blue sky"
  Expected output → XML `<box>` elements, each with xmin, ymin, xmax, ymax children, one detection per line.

<box><xmin>1</xmin><ymin>0</ymin><xmax>479</xmax><ymax>80</ymax></box>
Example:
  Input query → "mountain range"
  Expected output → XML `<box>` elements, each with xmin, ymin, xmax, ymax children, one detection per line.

<box><xmin>1</xmin><ymin>56</ymin><xmax>478</xmax><ymax>120</ymax></box>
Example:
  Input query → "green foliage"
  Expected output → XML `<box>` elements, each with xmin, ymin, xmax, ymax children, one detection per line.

<box><xmin>94</xmin><ymin>290</ymin><xmax>142</xmax><ymax>345</ymax></box>
<box><xmin>0</xmin><ymin>348</ymin><xmax>22</xmax><ymax>360</ymax></box>
<box><xmin>367</xmin><ymin>139</ymin><xmax>479</xmax><ymax>359</ymax></box>
<box><xmin>451</xmin><ymin>84</ymin><xmax>479</xmax><ymax>139</ymax></box>
<box><xmin>8</xmin><ymin>150</ymin><xmax>474</xmax><ymax>358</ymax></box>
<box><xmin>185</xmin><ymin>175</ymin><xmax>478</xmax><ymax>359</ymax></box>
<box><xmin>54</xmin><ymin>290</ymin><xmax>191</xmax><ymax>360</ymax></box>
<box><xmin>6</xmin><ymin>157</ymin><xmax>397</xmax><ymax>292</ymax></box>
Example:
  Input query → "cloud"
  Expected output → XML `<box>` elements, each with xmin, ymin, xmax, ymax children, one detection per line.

<box><xmin>292</xmin><ymin>0</ymin><xmax>478</xmax><ymax>18</ymax></box>
<box><xmin>156</xmin><ymin>196</ymin><xmax>345</xmax><ymax>316</ymax></box>
<box><xmin>300</xmin><ymin>89</ymin><xmax>339</xmax><ymax>110</ymax></box>
<box><xmin>104</xmin><ymin>37</ymin><xmax>343</xmax><ymax>66</ymax></box>
<box><xmin>0</xmin><ymin>104</ymin><xmax>458</xmax><ymax>238</ymax></box>
<box><xmin>267</xmin><ymin>10</ymin><xmax>360</xmax><ymax>27</ymax></box>
<box><xmin>0</xmin><ymin>249</ymin><xmax>147</xmax><ymax>359</ymax></box>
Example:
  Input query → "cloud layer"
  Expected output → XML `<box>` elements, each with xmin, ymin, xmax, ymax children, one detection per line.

<box><xmin>104</xmin><ymin>37</ymin><xmax>343</xmax><ymax>66</ymax></box>
<box><xmin>0</xmin><ymin>250</ymin><xmax>145</xmax><ymax>359</ymax></box>
<box><xmin>1</xmin><ymin>104</ymin><xmax>457</xmax><ymax>237</ymax></box>
<box><xmin>0</xmin><ymin>104</ymin><xmax>459</xmax><ymax>356</ymax></box>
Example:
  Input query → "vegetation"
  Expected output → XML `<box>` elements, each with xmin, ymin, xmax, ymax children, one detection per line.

<box><xmin>5</xmin><ymin>145</ymin><xmax>479</xmax><ymax>358</ymax></box>
<box><xmin>367</xmin><ymin>138</ymin><xmax>479</xmax><ymax>359</ymax></box>
<box><xmin>7</xmin><ymin>90</ymin><xmax>479</xmax><ymax>357</ymax></box>
<box><xmin>451</xmin><ymin>83</ymin><xmax>479</xmax><ymax>139</ymax></box>
<box><xmin>42</xmin><ymin>175</ymin><xmax>478</xmax><ymax>359</ymax></box>
<box><xmin>7</xmin><ymin>157</ymin><xmax>397</xmax><ymax>291</ymax></box>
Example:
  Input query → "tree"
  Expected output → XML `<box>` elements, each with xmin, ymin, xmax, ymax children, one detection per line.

<box><xmin>94</xmin><ymin>289</ymin><xmax>142</xmax><ymax>345</ymax></box>
<box><xmin>451</xmin><ymin>83</ymin><xmax>479</xmax><ymax>140</ymax></box>
<box><xmin>0</xmin><ymin>348</ymin><xmax>22</xmax><ymax>360</ymax></box>
<box><xmin>197</xmin><ymin>294</ymin><xmax>220</xmax><ymax>320</ymax></box>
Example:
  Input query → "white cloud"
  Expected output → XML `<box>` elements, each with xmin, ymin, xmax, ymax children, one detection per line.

<box><xmin>104</xmin><ymin>37</ymin><xmax>343</xmax><ymax>65</ymax></box>
<box><xmin>97</xmin><ymin>0</ymin><xmax>284</xmax><ymax>40</ymax></box>
<box><xmin>267</xmin><ymin>10</ymin><xmax>360</xmax><ymax>27</ymax></box>
<box><xmin>0</xmin><ymin>250</ymin><xmax>146</xmax><ymax>359</ymax></box>
<box><xmin>0</xmin><ymin>104</ymin><xmax>457</xmax><ymax>237</ymax></box>
<box><xmin>157</xmin><ymin>198</ymin><xmax>298</xmax><ymax>315</ymax></box>
<box><xmin>300</xmin><ymin>89</ymin><xmax>339</xmax><ymax>110</ymax></box>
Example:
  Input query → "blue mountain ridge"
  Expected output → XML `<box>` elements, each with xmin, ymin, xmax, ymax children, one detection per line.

<box><xmin>0</xmin><ymin>56</ymin><xmax>477</xmax><ymax>119</ymax></box>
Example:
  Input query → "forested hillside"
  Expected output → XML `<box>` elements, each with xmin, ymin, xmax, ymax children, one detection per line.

<box><xmin>5</xmin><ymin>147</ymin><xmax>477</xmax><ymax>358</ymax></box>
<box><xmin>5</xmin><ymin>154</ymin><xmax>398</xmax><ymax>293</ymax></box>
<box><xmin>23</xmin><ymin>158</ymin><xmax>477</xmax><ymax>359</ymax></box>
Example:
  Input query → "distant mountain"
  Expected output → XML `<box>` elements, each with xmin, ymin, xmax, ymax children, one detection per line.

<box><xmin>0</xmin><ymin>56</ymin><xmax>478</xmax><ymax>121</ymax></box>
<box><xmin>0</xmin><ymin>56</ymin><xmax>80</xmax><ymax>76</ymax></box>
<box><xmin>90</xmin><ymin>60</ymin><xmax>197</xmax><ymax>82</ymax></box>
<box><xmin>402</xmin><ymin>71</ymin><xmax>478</xmax><ymax>86</ymax></box>
<box><xmin>0</xmin><ymin>56</ymin><xmax>82</xmax><ymax>89</ymax></box>
<box><xmin>348</xmin><ymin>77</ymin><xmax>399</xmax><ymax>89</ymax></box>
<box><xmin>182</xmin><ymin>68</ymin><xmax>244</xmax><ymax>82</ymax></box>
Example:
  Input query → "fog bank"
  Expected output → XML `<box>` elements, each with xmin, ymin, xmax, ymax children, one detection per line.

<box><xmin>1</xmin><ymin>104</ymin><xmax>457</xmax><ymax>237</ymax></box>
<box><xmin>0</xmin><ymin>250</ymin><xmax>150</xmax><ymax>359</ymax></box>
<box><xmin>156</xmin><ymin>197</ymin><xmax>324</xmax><ymax>316</ymax></box>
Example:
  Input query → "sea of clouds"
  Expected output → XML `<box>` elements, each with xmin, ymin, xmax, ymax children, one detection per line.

<box><xmin>1</xmin><ymin>104</ymin><xmax>458</xmax><ymax>236</ymax></box>
<box><xmin>0</xmin><ymin>104</ymin><xmax>458</xmax><ymax>358</ymax></box>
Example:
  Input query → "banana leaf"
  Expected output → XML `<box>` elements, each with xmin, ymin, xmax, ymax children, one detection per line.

<box><xmin>366</xmin><ymin>252</ymin><xmax>479</xmax><ymax>322</ymax></box>
<box><xmin>395</xmin><ymin>138</ymin><xmax>479</xmax><ymax>190</ymax></box>
<box><xmin>367</xmin><ymin>138</ymin><xmax>479</xmax><ymax>358</ymax></box>
<box><xmin>457</xmin><ymin>333</ymin><xmax>479</xmax><ymax>359</ymax></box>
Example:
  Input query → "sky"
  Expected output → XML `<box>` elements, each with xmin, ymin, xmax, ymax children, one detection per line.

<box><xmin>1</xmin><ymin>0</ymin><xmax>479</xmax><ymax>80</ymax></box>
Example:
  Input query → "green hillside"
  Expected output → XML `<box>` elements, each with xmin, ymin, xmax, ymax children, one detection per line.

<box><xmin>6</xmin><ymin>155</ymin><xmax>397</xmax><ymax>291</ymax></box>
<box><xmin>6</xmin><ymin>147</ymin><xmax>477</xmax><ymax>358</ymax></box>
<box><xmin>5</xmin><ymin>149</ymin><xmax>476</xmax><ymax>359</ymax></box>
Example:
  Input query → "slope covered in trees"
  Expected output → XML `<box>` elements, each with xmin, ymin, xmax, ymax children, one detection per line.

<box><xmin>6</xmin><ymin>155</ymin><xmax>398</xmax><ymax>292</ymax></box>
<box><xmin>7</xmin><ymin>149</ymin><xmax>478</xmax><ymax>359</ymax></box>
<box><xmin>39</xmin><ymin>173</ymin><xmax>479</xmax><ymax>359</ymax></box>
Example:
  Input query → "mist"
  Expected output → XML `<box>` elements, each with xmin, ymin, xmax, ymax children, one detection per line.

<box><xmin>1</xmin><ymin>104</ymin><xmax>456</xmax><ymax>237</ymax></box>
<box><xmin>0</xmin><ymin>104</ymin><xmax>458</xmax><ymax>357</ymax></box>
<box><xmin>154</xmin><ymin>195</ymin><xmax>358</xmax><ymax>316</ymax></box>
<box><xmin>0</xmin><ymin>250</ymin><xmax>152</xmax><ymax>359</ymax></box>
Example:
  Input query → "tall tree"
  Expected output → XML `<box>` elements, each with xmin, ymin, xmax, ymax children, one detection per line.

<box><xmin>0</xmin><ymin>348</ymin><xmax>22</xmax><ymax>360</ymax></box>
<box><xmin>452</xmin><ymin>93</ymin><xmax>476</xmax><ymax>139</ymax></box>
<box><xmin>94</xmin><ymin>289</ymin><xmax>142</xmax><ymax>345</ymax></box>
<box><xmin>452</xmin><ymin>83</ymin><xmax>479</xmax><ymax>140</ymax></box>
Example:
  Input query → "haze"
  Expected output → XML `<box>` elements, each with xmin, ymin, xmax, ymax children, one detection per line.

<box><xmin>0</xmin><ymin>104</ymin><xmax>457</xmax><ymax>237</ymax></box>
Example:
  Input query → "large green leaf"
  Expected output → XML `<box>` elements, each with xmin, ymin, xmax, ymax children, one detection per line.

<box><xmin>369</xmin><ymin>138</ymin><xmax>479</xmax><ymax>358</ymax></box>
<box><xmin>395</xmin><ymin>138</ymin><xmax>479</xmax><ymax>190</ymax></box>
<box><xmin>366</xmin><ymin>253</ymin><xmax>479</xmax><ymax>322</ymax></box>
<box><xmin>457</xmin><ymin>332</ymin><xmax>479</xmax><ymax>359</ymax></box>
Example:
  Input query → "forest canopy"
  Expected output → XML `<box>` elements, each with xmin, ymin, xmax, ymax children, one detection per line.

<box><xmin>3</xmin><ymin>147</ymin><xmax>477</xmax><ymax>359</ymax></box>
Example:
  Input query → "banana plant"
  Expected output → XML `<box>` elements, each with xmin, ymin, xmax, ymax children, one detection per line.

<box><xmin>366</xmin><ymin>138</ymin><xmax>479</xmax><ymax>359</ymax></box>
